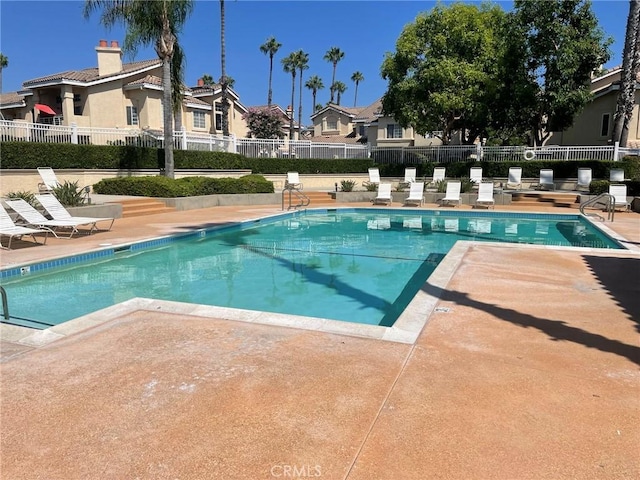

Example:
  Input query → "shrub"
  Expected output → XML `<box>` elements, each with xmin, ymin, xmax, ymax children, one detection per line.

<box><xmin>340</xmin><ymin>180</ymin><xmax>357</xmax><ymax>192</ymax></box>
<box><xmin>6</xmin><ymin>190</ymin><xmax>37</xmax><ymax>207</ymax></box>
<box><xmin>52</xmin><ymin>180</ymin><xmax>87</xmax><ymax>206</ymax></box>
<box><xmin>589</xmin><ymin>180</ymin><xmax>609</xmax><ymax>195</ymax></box>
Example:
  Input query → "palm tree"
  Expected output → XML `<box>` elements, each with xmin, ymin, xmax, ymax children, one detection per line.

<box><xmin>259</xmin><ymin>36</ymin><xmax>282</xmax><ymax>107</ymax></box>
<box><xmin>293</xmin><ymin>50</ymin><xmax>309</xmax><ymax>136</ymax></box>
<box><xmin>84</xmin><ymin>0</ymin><xmax>194</xmax><ymax>179</ymax></box>
<box><xmin>350</xmin><ymin>71</ymin><xmax>364</xmax><ymax>107</ymax></box>
<box><xmin>219</xmin><ymin>0</ymin><xmax>230</xmax><ymax>137</ymax></box>
<box><xmin>333</xmin><ymin>81</ymin><xmax>347</xmax><ymax>106</ymax></box>
<box><xmin>0</xmin><ymin>53</ymin><xmax>7</xmax><ymax>93</ymax></box>
<box><xmin>201</xmin><ymin>73</ymin><xmax>214</xmax><ymax>85</ymax></box>
<box><xmin>305</xmin><ymin>75</ymin><xmax>324</xmax><ymax>113</ymax></box>
<box><xmin>613</xmin><ymin>0</ymin><xmax>640</xmax><ymax>146</ymax></box>
<box><xmin>323</xmin><ymin>47</ymin><xmax>344</xmax><ymax>103</ymax></box>
<box><xmin>282</xmin><ymin>52</ymin><xmax>297</xmax><ymax>143</ymax></box>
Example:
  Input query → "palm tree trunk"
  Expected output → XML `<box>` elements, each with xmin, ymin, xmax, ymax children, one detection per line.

<box><xmin>220</xmin><ymin>0</ymin><xmax>230</xmax><ymax>137</ymax></box>
<box><xmin>268</xmin><ymin>55</ymin><xmax>273</xmax><ymax>106</ymax></box>
<box><xmin>613</xmin><ymin>0</ymin><xmax>640</xmax><ymax>146</ymax></box>
<box><xmin>330</xmin><ymin>64</ymin><xmax>336</xmax><ymax>103</ymax></box>
<box><xmin>162</xmin><ymin>57</ymin><xmax>174</xmax><ymax>178</ymax></box>
<box><xmin>297</xmin><ymin>71</ymin><xmax>303</xmax><ymax>139</ymax></box>
<box><xmin>289</xmin><ymin>74</ymin><xmax>295</xmax><ymax>152</ymax></box>
<box><xmin>312</xmin><ymin>91</ymin><xmax>317</xmax><ymax>112</ymax></box>
<box><xmin>354</xmin><ymin>82</ymin><xmax>359</xmax><ymax>107</ymax></box>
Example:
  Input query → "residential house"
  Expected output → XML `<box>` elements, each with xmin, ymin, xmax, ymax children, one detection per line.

<box><xmin>309</xmin><ymin>98</ymin><xmax>442</xmax><ymax>147</ymax></box>
<box><xmin>0</xmin><ymin>39</ymin><xmax>248</xmax><ymax>140</ymax></box>
<box><xmin>550</xmin><ymin>66</ymin><xmax>640</xmax><ymax>147</ymax></box>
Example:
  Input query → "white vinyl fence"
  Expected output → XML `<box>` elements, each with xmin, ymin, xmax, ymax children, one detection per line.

<box><xmin>0</xmin><ymin>120</ymin><xmax>634</xmax><ymax>161</ymax></box>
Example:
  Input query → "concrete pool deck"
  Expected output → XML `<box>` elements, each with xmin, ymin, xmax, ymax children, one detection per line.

<box><xmin>1</xmin><ymin>201</ymin><xmax>639</xmax><ymax>479</ymax></box>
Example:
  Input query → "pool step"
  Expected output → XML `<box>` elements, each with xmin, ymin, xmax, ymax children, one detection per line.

<box><xmin>301</xmin><ymin>191</ymin><xmax>336</xmax><ymax>206</ymax></box>
<box><xmin>511</xmin><ymin>192</ymin><xmax>580</xmax><ymax>209</ymax></box>
<box><xmin>115</xmin><ymin>198</ymin><xmax>177</xmax><ymax>218</ymax></box>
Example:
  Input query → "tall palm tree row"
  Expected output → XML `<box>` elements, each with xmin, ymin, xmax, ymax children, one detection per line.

<box><xmin>259</xmin><ymin>36</ymin><xmax>282</xmax><ymax>107</ymax></box>
<box><xmin>305</xmin><ymin>75</ymin><xmax>324</xmax><ymax>113</ymax></box>
<box><xmin>84</xmin><ymin>0</ymin><xmax>194</xmax><ymax>179</ymax></box>
<box><xmin>219</xmin><ymin>0</ymin><xmax>230</xmax><ymax>137</ymax></box>
<box><xmin>333</xmin><ymin>81</ymin><xmax>347</xmax><ymax>106</ymax></box>
<box><xmin>350</xmin><ymin>71</ymin><xmax>364</xmax><ymax>107</ymax></box>
<box><xmin>281</xmin><ymin>52</ymin><xmax>298</xmax><ymax>142</ymax></box>
<box><xmin>293</xmin><ymin>50</ymin><xmax>309</xmax><ymax>136</ymax></box>
<box><xmin>323</xmin><ymin>47</ymin><xmax>344</xmax><ymax>104</ymax></box>
<box><xmin>613</xmin><ymin>0</ymin><xmax>640</xmax><ymax>146</ymax></box>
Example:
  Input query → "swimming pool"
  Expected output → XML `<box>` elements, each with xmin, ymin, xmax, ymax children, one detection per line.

<box><xmin>0</xmin><ymin>209</ymin><xmax>623</xmax><ymax>329</ymax></box>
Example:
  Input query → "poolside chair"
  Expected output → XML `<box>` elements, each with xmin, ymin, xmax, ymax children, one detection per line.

<box><xmin>576</xmin><ymin>168</ymin><xmax>592</xmax><ymax>191</ymax></box>
<box><xmin>427</xmin><ymin>167</ymin><xmax>446</xmax><ymax>189</ymax></box>
<box><xmin>609</xmin><ymin>184</ymin><xmax>630</xmax><ymax>211</ymax></box>
<box><xmin>470</xmin><ymin>167</ymin><xmax>483</xmax><ymax>185</ymax></box>
<box><xmin>610</xmin><ymin>169</ymin><xmax>626</xmax><ymax>182</ymax></box>
<box><xmin>537</xmin><ymin>169</ymin><xmax>555</xmax><ymax>190</ymax></box>
<box><xmin>0</xmin><ymin>204</ymin><xmax>48</xmax><ymax>249</ymax></box>
<box><xmin>505</xmin><ymin>167</ymin><xmax>522</xmax><ymax>190</ymax></box>
<box><xmin>372</xmin><ymin>183</ymin><xmax>392</xmax><ymax>205</ymax></box>
<box><xmin>440</xmin><ymin>181</ymin><xmax>461</xmax><ymax>207</ymax></box>
<box><xmin>363</xmin><ymin>167</ymin><xmax>381</xmax><ymax>188</ymax></box>
<box><xmin>398</xmin><ymin>167</ymin><xmax>417</xmax><ymax>190</ymax></box>
<box><xmin>35</xmin><ymin>194</ymin><xmax>115</xmax><ymax>232</ymax></box>
<box><xmin>285</xmin><ymin>171</ymin><xmax>303</xmax><ymax>190</ymax></box>
<box><xmin>37</xmin><ymin>167</ymin><xmax>60</xmax><ymax>193</ymax></box>
<box><xmin>475</xmin><ymin>182</ymin><xmax>495</xmax><ymax>209</ymax></box>
<box><xmin>5</xmin><ymin>198</ymin><xmax>94</xmax><ymax>239</ymax></box>
<box><xmin>403</xmin><ymin>181</ymin><xmax>425</xmax><ymax>206</ymax></box>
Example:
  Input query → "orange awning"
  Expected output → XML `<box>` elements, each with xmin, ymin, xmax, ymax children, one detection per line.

<box><xmin>35</xmin><ymin>103</ymin><xmax>56</xmax><ymax>115</ymax></box>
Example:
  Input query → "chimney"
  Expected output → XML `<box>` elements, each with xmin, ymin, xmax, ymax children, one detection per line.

<box><xmin>96</xmin><ymin>39</ymin><xmax>123</xmax><ymax>76</ymax></box>
<box><xmin>197</xmin><ymin>78</ymin><xmax>205</xmax><ymax>87</ymax></box>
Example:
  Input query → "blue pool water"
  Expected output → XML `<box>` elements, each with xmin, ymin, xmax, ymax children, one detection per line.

<box><xmin>1</xmin><ymin>209</ymin><xmax>622</xmax><ymax>329</ymax></box>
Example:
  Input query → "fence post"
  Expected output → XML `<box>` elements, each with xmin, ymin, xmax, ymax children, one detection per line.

<box><xmin>71</xmin><ymin>122</ymin><xmax>78</xmax><ymax>144</ymax></box>
<box><xmin>180</xmin><ymin>126</ymin><xmax>187</xmax><ymax>150</ymax></box>
<box><xmin>231</xmin><ymin>134</ymin><xmax>237</xmax><ymax>154</ymax></box>
<box><xmin>613</xmin><ymin>141</ymin><xmax>620</xmax><ymax>161</ymax></box>
<box><xmin>476</xmin><ymin>142</ymin><xmax>482</xmax><ymax>161</ymax></box>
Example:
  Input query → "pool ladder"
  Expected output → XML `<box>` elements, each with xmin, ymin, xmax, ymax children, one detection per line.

<box><xmin>0</xmin><ymin>286</ymin><xmax>8</xmax><ymax>321</ymax></box>
<box><xmin>580</xmin><ymin>193</ymin><xmax>615</xmax><ymax>222</ymax></box>
<box><xmin>282</xmin><ymin>185</ymin><xmax>310</xmax><ymax>211</ymax></box>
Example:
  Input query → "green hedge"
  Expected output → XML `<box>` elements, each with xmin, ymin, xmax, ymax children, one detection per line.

<box><xmin>92</xmin><ymin>174</ymin><xmax>275</xmax><ymax>197</ymax></box>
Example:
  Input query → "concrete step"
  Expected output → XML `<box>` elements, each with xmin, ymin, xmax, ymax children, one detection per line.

<box><xmin>511</xmin><ymin>192</ymin><xmax>580</xmax><ymax>209</ymax></box>
<box><xmin>114</xmin><ymin>198</ymin><xmax>177</xmax><ymax>218</ymax></box>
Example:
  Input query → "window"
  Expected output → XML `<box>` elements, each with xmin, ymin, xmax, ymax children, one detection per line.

<box><xmin>215</xmin><ymin>103</ymin><xmax>223</xmax><ymax>131</ymax></box>
<box><xmin>600</xmin><ymin>113</ymin><xmax>610</xmax><ymax>137</ymax></box>
<box><xmin>126</xmin><ymin>106</ymin><xmax>138</xmax><ymax>126</ymax></box>
<box><xmin>193</xmin><ymin>111</ymin><xmax>206</xmax><ymax>129</ymax></box>
<box><xmin>358</xmin><ymin>125</ymin><xmax>366</xmax><ymax>136</ymax></box>
<box><xmin>386</xmin><ymin>124</ymin><xmax>402</xmax><ymax>139</ymax></box>
<box><xmin>325</xmin><ymin>117</ymin><xmax>338</xmax><ymax>130</ymax></box>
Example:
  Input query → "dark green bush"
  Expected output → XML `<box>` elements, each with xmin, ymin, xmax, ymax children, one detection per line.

<box><xmin>589</xmin><ymin>180</ymin><xmax>610</xmax><ymax>195</ymax></box>
<box><xmin>5</xmin><ymin>190</ymin><xmax>37</xmax><ymax>207</ymax></box>
<box><xmin>340</xmin><ymin>180</ymin><xmax>357</xmax><ymax>192</ymax></box>
<box><xmin>52</xmin><ymin>180</ymin><xmax>87</xmax><ymax>206</ymax></box>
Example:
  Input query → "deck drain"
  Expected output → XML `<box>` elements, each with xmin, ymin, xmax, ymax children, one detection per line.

<box><xmin>434</xmin><ymin>307</ymin><xmax>451</xmax><ymax>313</ymax></box>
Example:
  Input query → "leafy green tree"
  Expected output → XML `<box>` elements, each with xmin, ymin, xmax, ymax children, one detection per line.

<box><xmin>512</xmin><ymin>0</ymin><xmax>611</xmax><ymax>145</ymax></box>
<box><xmin>0</xmin><ymin>53</ymin><xmax>7</xmax><ymax>93</ymax></box>
<box><xmin>324</xmin><ymin>46</ymin><xmax>344</xmax><ymax>103</ymax></box>
<box><xmin>293</xmin><ymin>50</ymin><xmax>309</xmax><ymax>131</ymax></box>
<box><xmin>242</xmin><ymin>107</ymin><xmax>285</xmax><ymax>139</ymax></box>
<box><xmin>84</xmin><ymin>0</ymin><xmax>194</xmax><ymax>178</ymax></box>
<box><xmin>381</xmin><ymin>3</ymin><xmax>507</xmax><ymax>144</ymax></box>
<box><xmin>282</xmin><ymin>52</ymin><xmax>297</xmax><ymax>141</ymax></box>
<box><xmin>350</xmin><ymin>71</ymin><xmax>364</xmax><ymax>107</ymax></box>
<box><xmin>332</xmin><ymin>81</ymin><xmax>347</xmax><ymax>106</ymax></box>
<box><xmin>305</xmin><ymin>75</ymin><xmax>324</xmax><ymax>113</ymax></box>
<box><xmin>612</xmin><ymin>0</ymin><xmax>640</xmax><ymax>146</ymax></box>
<box><xmin>260</xmin><ymin>36</ymin><xmax>282</xmax><ymax>107</ymax></box>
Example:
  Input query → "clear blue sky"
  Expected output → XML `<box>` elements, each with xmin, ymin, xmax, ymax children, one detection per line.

<box><xmin>0</xmin><ymin>0</ymin><xmax>629</xmax><ymax>126</ymax></box>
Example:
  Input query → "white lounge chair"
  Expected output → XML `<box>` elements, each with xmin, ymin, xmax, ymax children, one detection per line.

<box><xmin>399</xmin><ymin>167</ymin><xmax>417</xmax><ymax>190</ymax></box>
<box><xmin>609</xmin><ymin>184</ymin><xmax>630</xmax><ymax>211</ymax></box>
<box><xmin>372</xmin><ymin>183</ymin><xmax>392</xmax><ymax>205</ymax></box>
<box><xmin>5</xmin><ymin>198</ymin><xmax>94</xmax><ymax>238</ymax></box>
<box><xmin>404</xmin><ymin>181</ymin><xmax>425</xmax><ymax>206</ymax></box>
<box><xmin>610</xmin><ymin>169</ymin><xmax>626</xmax><ymax>182</ymax></box>
<box><xmin>428</xmin><ymin>167</ymin><xmax>446</xmax><ymax>189</ymax></box>
<box><xmin>37</xmin><ymin>167</ymin><xmax>60</xmax><ymax>193</ymax></box>
<box><xmin>285</xmin><ymin>171</ymin><xmax>303</xmax><ymax>190</ymax></box>
<box><xmin>505</xmin><ymin>167</ymin><xmax>522</xmax><ymax>190</ymax></box>
<box><xmin>537</xmin><ymin>169</ymin><xmax>555</xmax><ymax>190</ymax></box>
<box><xmin>576</xmin><ymin>168</ymin><xmax>592</xmax><ymax>191</ymax></box>
<box><xmin>475</xmin><ymin>182</ymin><xmax>495</xmax><ymax>209</ymax></box>
<box><xmin>35</xmin><ymin>194</ymin><xmax>114</xmax><ymax>232</ymax></box>
<box><xmin>470</xmin><ymin>167</ymin><xmax>483</xmax><ymax>185</ymax></box>
<box><xmin>440</xmin><ymin>180</ymin><xmax>461</xmax><ymax>207</ymax></box>
<box><xmin>0</xmin><ymin>204</ymin><xmax>48</xmax><ymax>249</ymax></box>
<box><xmin>364</xmin><ymin>167</ymin><xmax>381</xmax><ymax>188</ymax></box>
